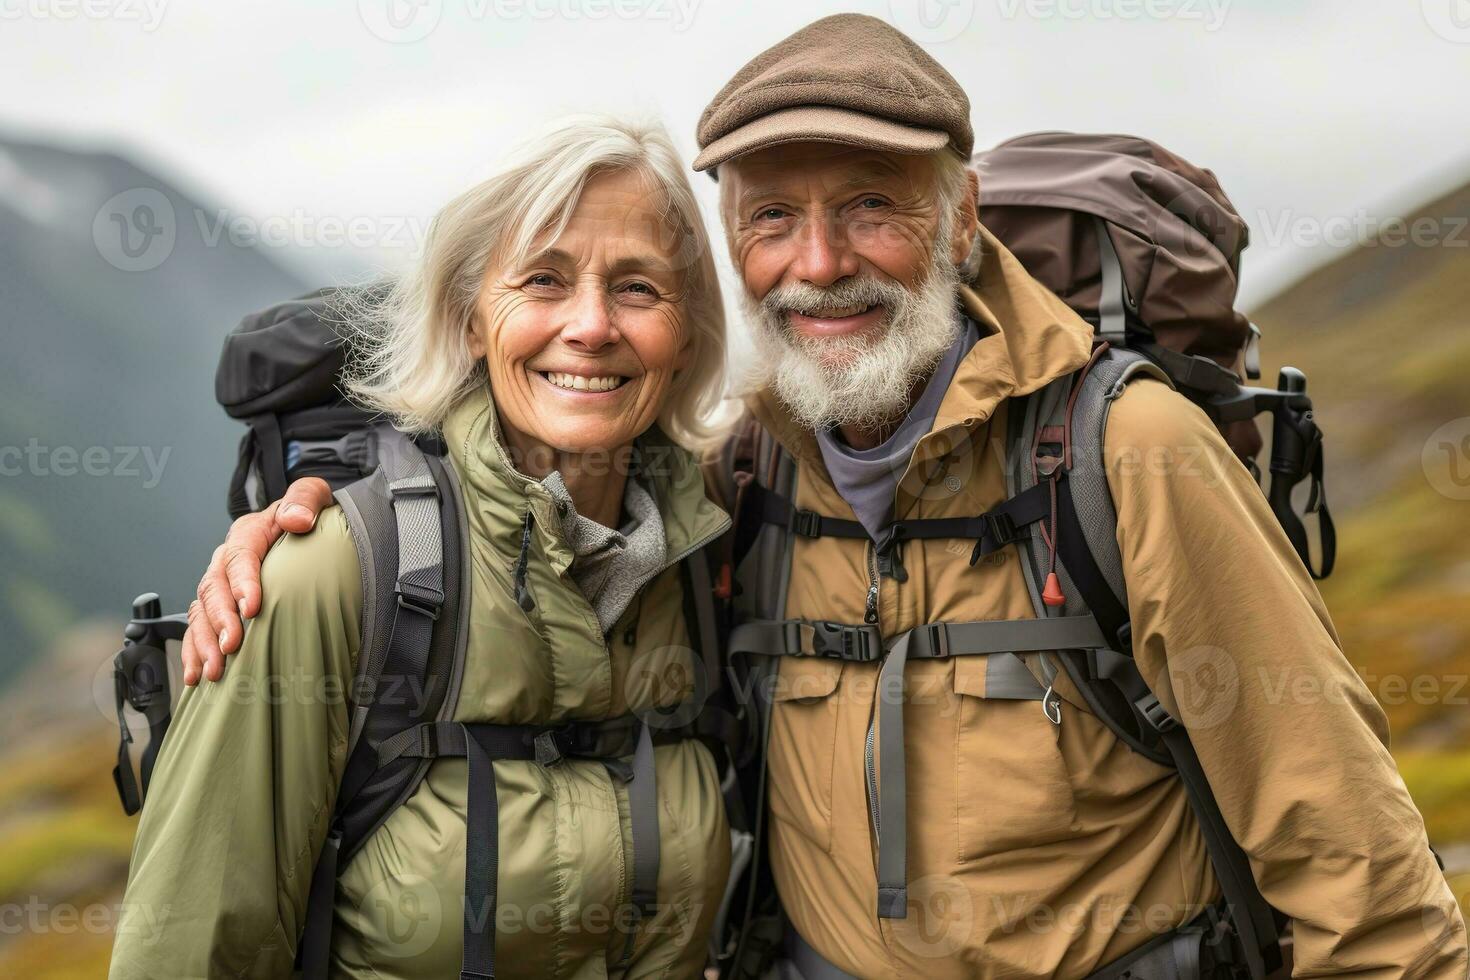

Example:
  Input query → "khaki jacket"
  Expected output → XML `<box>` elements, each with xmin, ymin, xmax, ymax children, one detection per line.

<box><xmin>111</xmin><ymin>386</ymin><xmax>732</xmax><ymax>979</ymax></box>
<box><xmin>745</xmin><ymin>227</ymin><xmax>1467</xmax><ymax>978</ymax></box>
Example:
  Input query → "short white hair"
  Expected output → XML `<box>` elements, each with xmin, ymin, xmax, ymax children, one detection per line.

<box><xmin>933</xmin><ymin>149</ymin><xmax>983</xmax><ymax>282</ymax></box>
<box><xmin>341</xmin><ymin>114</ymin><xmax>727</xmax><ymax>448</ymax></box>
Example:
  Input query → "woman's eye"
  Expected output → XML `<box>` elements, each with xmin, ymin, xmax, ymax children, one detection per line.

<box><xmin>621</xmin><ymin>281</ymin><xmax>659</xmax><ymax>299</ymax></box>
<box><xmin>526</xmin><ymin>273</ymin><xmax>558</xmax><ymax>288</ymax></box>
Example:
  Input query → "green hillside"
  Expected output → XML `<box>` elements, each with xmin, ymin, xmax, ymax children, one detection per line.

<box><xmin>1251</xmin><ymin>178</ymin><xmax>1470</xmax><ymax>912</ymax></box>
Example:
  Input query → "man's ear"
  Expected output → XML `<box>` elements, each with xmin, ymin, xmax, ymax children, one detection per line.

<box><xmin>948</xmin><ymin>169</ymin><xmax>981</xmax><ymax>268</ymax></box>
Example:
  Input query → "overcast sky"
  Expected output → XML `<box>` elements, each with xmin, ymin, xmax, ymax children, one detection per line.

<box><xmin>4</xmin><ymin>0</ymin><xmax>1469</xmax><ymax>328</ymax></box>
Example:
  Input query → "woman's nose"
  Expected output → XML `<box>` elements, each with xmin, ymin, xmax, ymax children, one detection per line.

<box><xmin>559</xmin><ymin>282</ymin><xmax>620</xmax><ymax>351</ymax></box>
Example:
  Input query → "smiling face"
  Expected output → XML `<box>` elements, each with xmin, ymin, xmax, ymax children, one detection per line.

<box><xmin>467</xmin><ymin>168</ymin><xmax>692</xmax><ymax>471</ymax></box>
<box><xmin>722</xmin><ymin>142</ymin><xmax>979</xmax><ymax>433</ymax></box>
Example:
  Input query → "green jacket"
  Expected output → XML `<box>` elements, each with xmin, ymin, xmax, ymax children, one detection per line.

<box><xmin>110</xmin><ymin>386</ymin><xmax>733</xmax><ymax>979</ymax></box>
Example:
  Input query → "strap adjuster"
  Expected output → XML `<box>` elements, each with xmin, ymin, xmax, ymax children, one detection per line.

<box><xmin>919</xmin><ymin>622</ymin><xmax>950</xmax><ymax>659</ymax></box>
<box><xmin>388</xmin><ymin>476</ymin><xmax>439</xmax><ymax>499</ymax></box>
<box><xmin>533</xmin><ymin>729</ymin><xmax>566</xmax><ymax>766</ymax></box>
<box><xmin>983</xmin><ymin>510</ymin><xmax>1019</xmax><ymax>547</ymax></box>
<box><xmin>809</xmin><ymin>621</ymin><xmax>881</xmax><ymax>662</ymax></box>
<box><xmin>789</xmin><ymin>509</ymin><xmax>823</xmax><ymax>538</ymax></box>
<box><xmin>396</xmin><ymin>585</ymin><xmax>443</xmax><ymax>621</ymax></box>
<box><xmin>1136</xmin><ymin>692</ymin><xmax>1180</xmax><ymax>734</ymax></box>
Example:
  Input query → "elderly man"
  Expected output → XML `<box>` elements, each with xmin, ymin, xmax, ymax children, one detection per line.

<box><xmin>180</xmin><ymin>14</ymin><xmax>1464</xmax><ymax>980</ymax></box>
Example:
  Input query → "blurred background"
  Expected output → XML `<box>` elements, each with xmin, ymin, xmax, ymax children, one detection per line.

<box><xmin>2</xmin><ymin>0</ymin><xmax>1468</xmax><ymax>974</ymax></box>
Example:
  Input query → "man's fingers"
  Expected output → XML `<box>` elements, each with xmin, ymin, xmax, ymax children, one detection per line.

<box><xmin>200</xmin><ymin>546</ymin><xmax>243</xmax><ymax>656</ymax></box>
<box><xmin>224</xmin><ymin>510</ymin><xmax>282</xmax><ymax>621</ymax></box>
<box><xmin>223</xmin><ymin>541</ymin><xmax>265</xmax><ymax>630</ymax></box>
<box><xmin>276</xmin><ymin>477</ymin><xmax>332</xmax><ymax>533</ymax></box>
<box><xmin>181</xmin><ymin>603</ymin><xmax>201</xmax><ymax>686</ymax></box>
<box><xmin>185</xmin><ymin>599</ymin><xmax>226</xmax><ymax>684</ymax></box>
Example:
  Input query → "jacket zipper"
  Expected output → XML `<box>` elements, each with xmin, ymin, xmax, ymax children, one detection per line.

<box><xmin>864</xmin><ymin>542</ymin><xmax>880</xmax><ymax>624</ymax></box>
<box><xmin>863</xmin><ymin>539</ymin><xmax>882</xmax><ymax>839</ymax></box>
<box><xmin>865</xmin><ymin>713</ymin><xmax>881</xmax><ymax>840</ymax></box>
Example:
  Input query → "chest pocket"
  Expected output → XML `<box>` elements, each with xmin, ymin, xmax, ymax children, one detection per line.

<box><xmin>767</xmin><ymin>657</ymin><xmax>844</xmax><ymax>854</ymax></box>
<box><xmin>951</xmin><ymin>654</ymin><xmax>1079</xmax><ymax>862</ymax></box>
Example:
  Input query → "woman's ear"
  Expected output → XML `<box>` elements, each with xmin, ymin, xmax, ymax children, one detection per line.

<box><xmin>466</xmin><ymin>315</ymin><xmax>487</xmax><ymax>359</ymax></box>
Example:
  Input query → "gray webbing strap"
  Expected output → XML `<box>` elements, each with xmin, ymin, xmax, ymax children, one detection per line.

<box><xmin>627</xmin><ymin>721</ymin><xmax>660</xmax><ymax>915</ymax></box>
<box><xmin>874</xmin><ymin>615</ymin><xmax>1111</xmax><ymax>919</ymax></box>
<box><xmin>1093</xmin><ymin>217</ymin><xmax>1128</xmax><ymax>346</ymax></box>
<box><xmin>389</xmin><ymin>470</ymin><xmax>444</xmax><ymax>610</ymax></box>
<box><xmin>783</xmin><ymin>925</ymin><xmax>860</xmax><ymax>979</ymax></box>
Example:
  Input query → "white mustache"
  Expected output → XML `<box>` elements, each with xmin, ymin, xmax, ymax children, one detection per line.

<box><xmin>761</xmin><ymin>277</ymin><xmax>909</xmax><ymax>322</ymax></box>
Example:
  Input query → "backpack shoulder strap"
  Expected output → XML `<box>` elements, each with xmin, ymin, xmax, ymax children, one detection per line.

<box><xmin>298</xmin><ymin>434</ymin><xmax>468</xmax><ymax>978</ymax></box>
<box><xmin>1011</xmin><ymin>347</ymin><xmax>1284</xmax><ymax>979</ymax></box>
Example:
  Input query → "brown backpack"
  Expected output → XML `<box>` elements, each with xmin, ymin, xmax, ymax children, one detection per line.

<box><xmin>977</xmin><ymin>131</ymin><xmax>1332</xmax><ymax>577</ymax></box>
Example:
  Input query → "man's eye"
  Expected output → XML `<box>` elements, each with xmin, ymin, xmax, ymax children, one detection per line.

<box><xmin>756</xmin><ymin>208</ymin><xmax>787</xmax><ymax>222</ymax></box>
<box><xmin>857</xmin><ymin>198</ymin><xmax>887</xmax><ymax>210</ymax></box>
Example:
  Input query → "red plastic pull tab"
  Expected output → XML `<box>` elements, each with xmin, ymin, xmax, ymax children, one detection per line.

<box><xmin>1042</xmin><ymin>571</ymin><xmax>1066</xmax><ymax>607</ymax></box>
<box><xmin>713</xmin><ymin>563</ymin><xmax>733</xmax><ymax>600</ymax></box>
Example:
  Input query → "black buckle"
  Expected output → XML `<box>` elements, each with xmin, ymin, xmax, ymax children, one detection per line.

<box><xmin>395</xmin><ymin>585</ymin><xmax>443</xmax><ymax>622</ymax></box>
<box><xmin>809</xmin><ymin>621</ymin><xmax>881</xmax><ymax>662</ymax></box>
<box><xmin>919</xmin><ymin>623</ymin><xmax>951</xmax><ymax>659</ymax></box>
<box><xmin>533</xmin><ymin>728</ymin><xmax>567</xmax><ymax>766</ymax></box>
<box><xmin>789</xmin><ymin>509</ymin><xmax>823</xmax><ymax>538</ymax></box>
<box><xmin>1136</xmin><ymin>692</ymin><xmax>1180</xmax><ymax>734</ymax></box>
<box><xmin>982</xmin><ymin>509</ymin><xmax>1019</xmax><ymax>547</ymax></box>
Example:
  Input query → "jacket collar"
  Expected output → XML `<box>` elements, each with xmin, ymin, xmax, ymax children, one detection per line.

<box><xmin>441</xmin><ymin>383</ymin><xmax>730</xmax><ymax>577</ymax></box>
<box><xmin>746</xmin><ymin>224</ymin><xmax>1094</xmax><ymax>478</ymax></box>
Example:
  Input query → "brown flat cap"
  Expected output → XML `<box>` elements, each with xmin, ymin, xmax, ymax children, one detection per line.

<box><xmin>693</xmin><ymin>14</ymin><xmax>972</xmax><ymax>173</ymax></box>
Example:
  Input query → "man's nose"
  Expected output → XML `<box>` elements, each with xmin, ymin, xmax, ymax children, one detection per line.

<box><xmin>789</xmin><ymin>212</ymin><xmax>859</xmax><ymax>288</ymax></box>
<box><xmin>560</xmin><ymin>283</ymin><xmax>620</xmax><ymax>351</ymax></box>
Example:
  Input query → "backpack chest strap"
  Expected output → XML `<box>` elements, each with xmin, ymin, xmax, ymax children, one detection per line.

<box><xmin>369</xmin><ymin>715</ymin><xmax>682</xmax><ymax>980</ymax></box>
<box><xmin>742</xmin><ymin>478</ymin><xmax>1053</xmax><ymax>577</ymax></box>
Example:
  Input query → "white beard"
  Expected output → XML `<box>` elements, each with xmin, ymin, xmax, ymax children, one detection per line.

<box><xmin>740</xmin><ymin>243</ymin><xmax>964</xmax><ymax>433</ymax></box>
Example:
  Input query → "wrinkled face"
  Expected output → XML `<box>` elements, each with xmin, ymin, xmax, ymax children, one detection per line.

<box><xmin>722</xmin><ymin>142</ymin><xmax>978</xmax><ymax>431</ymax></box>
<box><xmin>469</xmin><ymin>168</ymin><xmax>691</xmax><ymax>465</ymax></box>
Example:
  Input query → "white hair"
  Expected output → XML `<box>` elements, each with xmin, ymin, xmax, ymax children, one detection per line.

<box><xmin>339</xmin><ymin>114</ymin><xmax>727</xmax><ymax>448</ymax></box>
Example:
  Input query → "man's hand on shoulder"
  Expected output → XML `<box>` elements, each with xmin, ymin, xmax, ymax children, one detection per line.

<box><xmin>181</xmin><ymin>477</ymin><xmax>334</xmax><ymax>684</ymax></box>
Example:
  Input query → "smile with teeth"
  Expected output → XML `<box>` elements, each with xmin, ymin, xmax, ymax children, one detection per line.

<box><xmin>540</xmin><ymin>371</ymin><xmax>628</xmax><ymax>393</ymax></box>
<box><xmin>795</xmin><ymin>303</ymin><xmax>877</xmax><ymax>319</ymax></box>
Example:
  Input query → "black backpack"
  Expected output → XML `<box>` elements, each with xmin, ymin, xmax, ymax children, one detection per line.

<box><xmin>112</xmin><ymin>289</ymin><xmax>737</xmax><ymax>978</ymax></box>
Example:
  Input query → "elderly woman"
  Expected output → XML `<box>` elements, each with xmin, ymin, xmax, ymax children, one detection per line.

<box><xmin>110</xmin><ymin>116</ymin><xmax>733</xmax><ymax>979</ymax></box>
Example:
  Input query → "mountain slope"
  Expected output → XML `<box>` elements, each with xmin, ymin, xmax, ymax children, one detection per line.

<box><xmin>0</xmin><ymin>133</ymin><xmax>311</xmax><ymax>683</ymax></box>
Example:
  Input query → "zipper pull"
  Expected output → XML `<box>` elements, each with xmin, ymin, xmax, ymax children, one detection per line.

<box><xmin>864</xmin><ymin>583</ymin><xmax>880</xmax><ymax>624</ymax></box>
